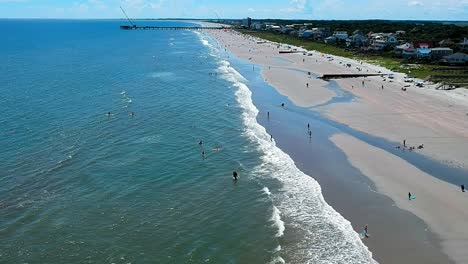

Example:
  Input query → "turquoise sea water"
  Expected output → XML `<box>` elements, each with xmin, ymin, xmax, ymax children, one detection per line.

<box><xmin>0</xmin><ymin>20</ymin><xmax>374</xmax><ymax>263</ymax></box>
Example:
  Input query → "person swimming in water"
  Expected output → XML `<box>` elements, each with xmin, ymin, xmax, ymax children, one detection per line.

<box><xmin>232</xmin><ymin>170</ymin><xmax>238</xmax><ymax>180</ymax></box>
<box><xmin>199</xmin><ymin>140</ymin><xmax>203</xmax><ymax>146</ymax></box>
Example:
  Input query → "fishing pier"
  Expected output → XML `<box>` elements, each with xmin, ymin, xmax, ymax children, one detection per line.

<box><xmin>120</xmin><ymin>25</ymin><xmax>228</xmax><ymax>30</ymax></box>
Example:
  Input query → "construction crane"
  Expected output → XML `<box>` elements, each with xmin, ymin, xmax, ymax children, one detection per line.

<box><xmin>120</xmin><ymin>6</ymin><xmax>136</xmax><ymax>28</ymax></box>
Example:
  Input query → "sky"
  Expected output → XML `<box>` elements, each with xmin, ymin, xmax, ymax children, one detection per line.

<box><xmin>0</xmin><ymin>0</ymin><xmax>467</xmax><ymax>20</ymax></box>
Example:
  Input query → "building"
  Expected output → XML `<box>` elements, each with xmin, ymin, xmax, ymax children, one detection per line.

<box><xmin>431</xmin><ymin>47</ymin><xmax>453</xmax><ymax>60</ymax></box>
<box><xmin>416</xmin><ymin>42</ymin><xmax>431</xmax><ymax>59</ymax></box>
<box><xmin>346</xmin><ymin>30</ymin><xmax>368</xmax><ymax>47</ymax></box>
<box><xmin>438</xmin><ymin>39</ymin><xmax>455</xmax><ymax>47</ymax></box>
<box><xmin>369</xmin><ymin>33</ymin><xmax>398</xmax><ymax>50</ymax></box>
<box><xmin>299</xmin><ymin>30</ymin><xmax>314</xmax><ymax>38</ymax></box>
<box><xmin>242</xmin><ymin>17</ymin><xmax>252</xmax><ymax>28</ymax></box>
<box><xmin>458</xmin><ymin>38</ymin><xmax>468</xmax><ymax>52</ymax></box>
<box><xmin>442</xmin><ymin>52</ymin><xmax>468</xmax><ymax>65</ymax></box>
<box><xmin>395</xmin><ymin>43</ymin><xmax>416</xmax><ymax>58</ymax></box>
<box><xmin>333</xmin><ymin>31</ymin><xmax>348</xmax><ymax>40</ymax></box>
<box><xmin>250</xmin><ymin>22</ymin><xmax>265</xmax><ymax>30</ymax></box>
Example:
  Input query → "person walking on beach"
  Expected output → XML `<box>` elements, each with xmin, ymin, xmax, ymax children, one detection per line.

<box><xmin>403</xmin><ymin>139</ymin><xmax>406</xmax><ymax>147</ymax></box>
<box><xmin>232</xmin><ymin>170</ymin><xmax>238</xmax><ymax>180</ymax></box>
<box><xmin>462</xmin><ymin>185</ymin><xmax>465</xmax><ymax>192</ymax></box>
<box><xmin>381</xmin><ymin>85</ymin><xmax>384</xmax><ymax>90</ymax></box>
<box><xmin>306</xmin><ymin>83</ymin><xmax>309</xmax><ymax>88</ymax></box>
<box><xmin>364</xmin><ymin>225</ymin><xmax>369</xmax><ymax>238</ymax></box>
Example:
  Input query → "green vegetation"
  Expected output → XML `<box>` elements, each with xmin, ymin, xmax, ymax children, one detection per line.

<box><xmin>239</xmin><ymin>29</ymin><xmax>435</xmax><ymax>79</ymax></box>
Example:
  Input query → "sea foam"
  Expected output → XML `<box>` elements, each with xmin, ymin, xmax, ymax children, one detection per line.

<box><xmin>198</xmin><ymin>32</ymin><xmax>376</xmax><ymax>263</ymax></box>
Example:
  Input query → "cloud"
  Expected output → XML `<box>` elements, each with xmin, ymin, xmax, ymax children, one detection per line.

<box><xmin>247</xmin><ymin>7</ymin><xmax>255</xmax><ymax>13</ymax></box>
<box><xmin>408</xmin><ymin>1</ymin><xmax>423</xmax><ymax>6</ymax></box>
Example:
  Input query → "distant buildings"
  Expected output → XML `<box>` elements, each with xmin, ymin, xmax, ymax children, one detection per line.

<box><xmin>236</xmin><ymin>19</ymin><xmax>468</xmax><ymax>64</ymax></box>
<box><xmin>242</xmin><ymin>17</ymin><xmax>252</xmax><ymax>28</ymax></box>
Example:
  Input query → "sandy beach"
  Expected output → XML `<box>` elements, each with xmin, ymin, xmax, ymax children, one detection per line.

<box><xmin>207</xmin><ymin>28</ymin><xmax>468</xmax><ymax>263</ymax></box>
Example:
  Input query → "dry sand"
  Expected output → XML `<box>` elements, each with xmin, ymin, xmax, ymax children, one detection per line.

<box><xmin>206</xmin><ymin>28</ymin><xmax>468</xmax><ymax>263</ymax></box>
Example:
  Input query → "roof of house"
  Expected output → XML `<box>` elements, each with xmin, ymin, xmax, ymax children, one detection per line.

<box><xmin>431</xmin><ymin>47</ymin><xmax>453</xmax><ymax>51</ymax></box>
<box><xmin>438</xmin><ymin>39</ymin><xmax>454</xmax><ymax>45</ymax></box>
<box><xmin>417</xmin><ymin>48</ymin><xmax>431</xmax><ymax>54</ymax></box>
<box><xmin>444</xmin><ymin>52</ymin><xmax>468</xmax><ymax>59</ymax></box>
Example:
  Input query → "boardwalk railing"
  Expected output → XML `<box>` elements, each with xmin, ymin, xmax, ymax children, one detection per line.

<box><xmin>120</xmin><ymin>25</ymin><xmax>228</xmax><ymax>30</ymax></box>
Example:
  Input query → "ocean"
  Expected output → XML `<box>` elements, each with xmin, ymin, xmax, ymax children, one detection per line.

<box><xmin>0</xmin><ymin>20</ymin><xmax>374</xmax><ymax>263</ymax></box>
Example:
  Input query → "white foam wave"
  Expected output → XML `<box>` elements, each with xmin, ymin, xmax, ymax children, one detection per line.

<box><xmin>271</xmin><ymin>206</ymin><xmax>285</xmax><ymax>237</ymax></box>
<box><xmin>218</xmin><ymin>59</ymin><xmax>377</xmax><ymax>263</ymax></box>
<box><xmin>262</xmin><ymin>186</ymin><xmax>272</xmax><ymax>196</ymax></box>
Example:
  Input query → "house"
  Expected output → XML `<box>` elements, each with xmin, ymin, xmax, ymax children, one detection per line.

<box><xmin>346</xmin><ymin>30</ymin><xmax>368</xmax><ymax>47</ymax></box>
<box><xmin>395</xmin><ymin>43</ymin><xmax>416</xmax><ymax>58</ymax></box>
<box><xmin>431</xmin><ymin>47</ymin><xmax>453</xmax><ymax>60</ymax></box>
<box><xmin>325</xmin><ymin>36</ymin><xmax>337</xmax><ymax>44</ymax></box>
<box><xmin>266</xmin><ymin>25</ymin><xmax>281</xmax><ymax>32</ymax></box>
<box><xmin>442</xmin><ymin>52</ymin><xmax>468</xmax><ymax>65</ymax></box>
<box><xmin>458</xmin><ymin>38</ymin><xmax>468</xmax><ymax>52</ymax></box>
<box><xmin>310</xmin><ymin>27</ymin><xmax>330</xmax><ymax>39</ymax></box>
<box><xmin>333</xmin><ymin>31</ymin><xmax>348</xmax><ymax>40</ymax></box>
<box><xmin>369</xmin><ymin>33</ymin><xmax>398</xmax><ymax>50</ymax></box>
<box><xmin>438</xmin><ymin>39</ymin><xmax>455</xmax><ymax>47</ymax></box>
<box><xmin>250</xmin><ymin>22</ymin><xmax>265</xmax><ymax>30</ymax></box>
<box><xmin>417</xmin><ymin>47</ymin><xmax>431</xmax><ymax>59</ymax></box>
<box><xmin>242</xmin><ymin>17</ymin><xmax>252</xmax><ymax>28</ymax></box>
<box><xmin>299</xmin><ymin>30</ymin><xmax>314</xmax><ymax>38</ymax></box>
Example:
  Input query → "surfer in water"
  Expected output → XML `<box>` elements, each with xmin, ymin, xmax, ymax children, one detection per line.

<box><xmin>364</xmin><ymin>225</ymin><xmax>369</xmax><ymax>238</ymax></box>
<box><xmin>199</xmin><ymin>140</ymin><xmax>203</xmax><ymax>146</ymax></box>
<box><xmin>281</xmin><ymin>103</ymin><xmax>285</xmax><ymax>108</ymax></box>
<box><xmin>408</xmin><ymin>192</ymin><xmax>412</xmax><ymax>200</ymax></box>
<box><xmin>232</xmin><ymin>170</ymin><xmax>238</xmax><ymax>180</ymax></box>
<box><xmin>202</xmin><ymin>151</ymin><xmax>206</xmax><ymax>159</ymax></box>
<box><xmin>462</xmin><ymin>184</ymin><xmax>465</xmax><ymax>192</ymax></box>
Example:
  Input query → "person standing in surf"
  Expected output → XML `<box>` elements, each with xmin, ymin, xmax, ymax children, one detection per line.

<box><xmin>232</xmin><ymin>170</ymin><xmax>238</xmax><ymax>180</ymax></box>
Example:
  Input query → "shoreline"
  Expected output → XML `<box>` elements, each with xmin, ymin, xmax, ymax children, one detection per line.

<box><xmin>205</xmin><ymin>27</ymin><xmax>468</xmax><ymax>263</ymax></box>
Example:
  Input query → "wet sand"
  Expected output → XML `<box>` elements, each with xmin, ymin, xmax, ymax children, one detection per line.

<box><xmin>206</xmin><ymin>27</ymin><xmax>468</xmax><ymax>263</ymax></box>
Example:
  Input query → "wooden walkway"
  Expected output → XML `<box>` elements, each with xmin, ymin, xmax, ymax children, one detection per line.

<box><xmin>120</xmin><ymin>25</ymin><xmax>228</xmax><ymax>30</ymax></box>
<box><xmin>320</xmin><ymin>73</ymin><xmax>386</xmax><ymax>80</ymax></box>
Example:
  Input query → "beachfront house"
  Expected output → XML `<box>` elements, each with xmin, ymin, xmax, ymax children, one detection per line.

<box><xmin>299</xmin><ymin>30</ymin><xmax>314</xmax><ymax>38</ymax></box>
<box><xmin>431</xmin><ymin>47</ymin><xmax>453</xmax><ymax>60</ymax></box>
<box><xmin>458</xmin><ymin>38</ymin><xmax>468</xmax><ymax>52</ymax></box>
<box><xmin>416</xmin><ymin>43</ymin><xmax>432</xmax><ymax>59</ymax></box>
<box><xmin>333</xmin><ymin>31</ymin><xmax>348</xmax><ymax>40</ymax></box>
<box><xmin>346</xmin><ymin>30</ymin><xmax>368</xmax><ymax>47</ymax></box>
<box><xmin>395</xmin><ymin>43</ymin><xmax>416</xmax><ymax>58</ymax></box>
<box><xmin>266</xmin><ymin>25</ymin><xmax>281</xmax><ymax>32</ymax></box>
<box><xmin>325</xmin><ymin>36</ymin><xmax>337</xmax><ymax>44</ymax></box>
<box><xmin>442</xmin><ymin>52</ymin><xmax>468</xmax><ymax>65</ymax></box>
<box><xmin>369</xmin><ymin>33</ymin><xmax>398</xmax><ymax>50</ymax></box>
